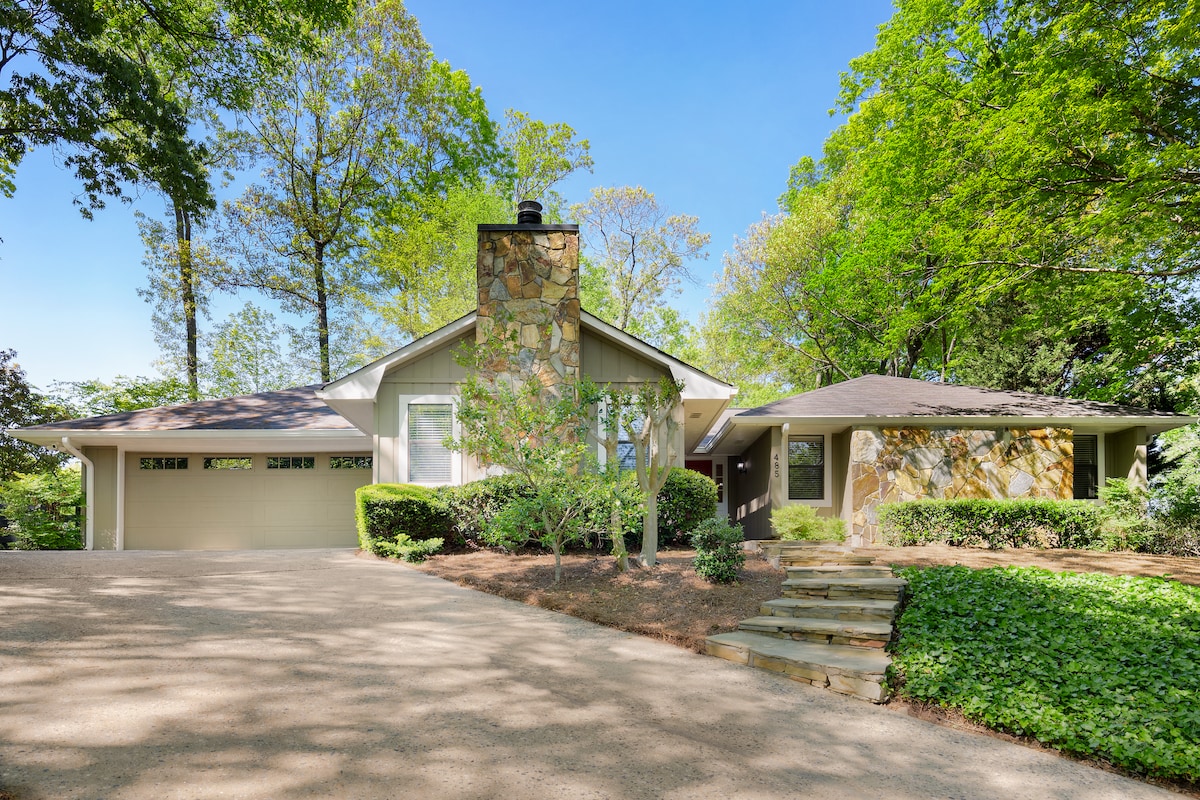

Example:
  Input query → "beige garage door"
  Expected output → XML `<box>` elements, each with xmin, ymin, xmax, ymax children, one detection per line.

<box><xmin>124</xmin><ymin>453</ymin><xmax>373</xmax><ymax>549</ymax></box>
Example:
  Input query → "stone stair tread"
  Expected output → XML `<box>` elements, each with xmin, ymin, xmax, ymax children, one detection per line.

<box><xmin>761</xmin><ymin>597</ymin><xmax>898</xmax><ymax>619</ymax></box>
<box><xmin>738</xmin><ymin>616</ymin><xmax>893</xmax><ymax>638</ymax></box>
<box><xmin>783</xmin><ymin>576</ymin><xmax>908</xmax><ymax>588</ymax></box>
<box><xmin>706</xmin><ymin>631</ymin><xmax>891</xmax><ymax>678</ymax></box>
<box><xmin>786</xmin><ymin>566</ymin><xmax>896</xmax><ymax>577</ymax></box>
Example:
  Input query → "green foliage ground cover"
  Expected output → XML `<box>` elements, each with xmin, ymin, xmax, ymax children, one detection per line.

<box><xmin>892</xmin><ymin>566</ymin><xmax>1200</xmax><ymax>783</ymax></box>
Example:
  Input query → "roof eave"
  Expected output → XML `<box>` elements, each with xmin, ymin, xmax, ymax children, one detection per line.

<box><xmin>726</xmin><ymin>413</ymin><xmax>1197</xmax><ymax>433</ymax></box>
<box><xmin>7</xmin><ymin>428</ymin><xmax>370</xmax><ymax>452</ymax></box>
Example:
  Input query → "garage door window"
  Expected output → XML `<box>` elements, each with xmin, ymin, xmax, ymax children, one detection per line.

<box><xmin>204</xmin><ymin>457</ymin><xmax>252</xmax><ymax>470</ymax></box>
<box><xmin>140</xmin><ymin>457</ymin><xmax>188</xmax><ymax>470</ymax></box>
<box><xmin>409</xmin><ymin>403</ymin><xmax>453</xmax><ymax>482</ymax></box>
<box><xmin>331</xmin><ymin>456</ymin><xmax>372</xmax><ymax>469</ymax></box>
<box><xmin>267</xmin><ymin>456</ymin><xmax>315</xmax><ymax>470</ymax></box>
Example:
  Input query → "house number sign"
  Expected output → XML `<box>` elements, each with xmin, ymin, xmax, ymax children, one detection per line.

<box><xmin>773</xmin><ymin>453</ymin><xmax>780</xmax><ymax>478</ymax></box>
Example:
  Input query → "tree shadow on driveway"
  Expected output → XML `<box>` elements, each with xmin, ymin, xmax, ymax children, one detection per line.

<box><xmin>0</xmin><ymin>549</ymin><xmax>1175</xmax><ymax>799</ymax></box>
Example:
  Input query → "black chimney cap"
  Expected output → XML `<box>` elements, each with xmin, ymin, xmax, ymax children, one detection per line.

<box><xmin>516</xmin><ymin>199</ymin><xmax>543</xmax><ymax>225</ymax></box>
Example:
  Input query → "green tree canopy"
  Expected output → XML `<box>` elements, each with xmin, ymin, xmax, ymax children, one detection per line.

<box><xmin>215</xmin><ymin>0</ymin><xmax>503</xmax><ymax>381</ymax></box>
<box><xmin>0</xmin><ymin>350</ymin><xmax>68</xmax><ymax>481</ymax></box>
<box><xmin>705</xmin><ymin>0</ymin><xmax>1200</xmax><ymax>410</ymax></box>
<box><xmin>835</xmin><ymin>0</ymin><xmax>1200</xmax><ymax>279</ymax></box>
<box><xmin>0</xmin><ymin>0</ymin><xmax>351</xmax><ymax>218</ymax></box>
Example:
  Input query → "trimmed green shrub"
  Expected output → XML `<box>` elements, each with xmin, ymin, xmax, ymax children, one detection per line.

<box><xmin>373</xmin><ymin>533</ymin><xmax>443</xmax><ymax>563</ymax></box>
<box><xmin>355</xmin><ymin>484</ymin><xmax>451</xmax><ymax>555</ymax></box>
<box><xmin>0</xmin><ymin>468</ymin><xmax>83</xmax><ymax>550</ymax></box>
<box><xmin>892</xmin><ymin>565</ymin><xmax>1200</xmax><ymax>783</ymax></box>
<box><xmin>770</xmin><ymin>504</ymin><xmax>846</xmax><ymax>542</ymax></box>
<box><xmin>690</xmin><ymin>517</ymin><xmax>746</xmax><ymax>584</ymax></box>
<box><xmin>625</xmin><ymin>467</ymin><xmax>718</xmax><ymax>547</ymax></box>
<box><xmin>878</xmin><ymin>498</ymin><xmax>1102</xmax><ymax>549</ymax></box>
<box><xmin>657</xmin><ymin>468</ymin><xmax>718</xmax><ymax>545</ymax></box>
<box><xmin>442</xmin><ymin>474</ymin><xmax>536</xmax><ymax>545</ymax></box>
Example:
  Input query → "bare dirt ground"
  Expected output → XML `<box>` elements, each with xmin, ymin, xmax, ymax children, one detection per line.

<box><xmin>414</xmin><ymin>543</ymin><xmax>1200</xmax><ymax>654</ymax></box>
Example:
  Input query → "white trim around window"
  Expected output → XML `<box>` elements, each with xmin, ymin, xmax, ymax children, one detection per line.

<box><xmin>399</xmin><ymin>395</ymin><xmax>461</xmax><ymax>486</ymax></box>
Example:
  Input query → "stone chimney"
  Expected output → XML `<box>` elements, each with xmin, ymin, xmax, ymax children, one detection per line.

<box><xmin>476</xmin><ymin>201</ymin><xmax>580</xmax><ymax>396</ymax></box>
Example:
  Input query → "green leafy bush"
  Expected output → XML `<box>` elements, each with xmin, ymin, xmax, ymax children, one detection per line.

<box><xmin>442</xmin><ymin>474</ymin><xmax>536</xmax><ymax>545</ymax></box>
<box><xmin>373</xmin><ymin>533</ymin><xmax>444</xmax><ymax>563</ymax></box>
<box><xmin>690</xmin><ymin>517</ymin><xmax>746</xmax><ymax>584</ymax></box>
<box><xmin>891</xmin><ymin>565</ymin><xmax>1200</xmax><ymax>782</ymax></box>
<box><xmin>480</xmin><ymin>477</ymin><xmax>597</xmax><ymax>555</ymax></box>
<box><xmin>624</xmin><ymin>467</ymin><xmax>718</xmax><ymax>547</ymax></box>
<box><xmin>770</xmin><ymin>504</ymin><xmax>846</xmax><ymax>542</ymax></box>
<box><xmin>1098</xmin><ymin>478</ymin><xmax>1200</xmax><ymax>557</ymax></box>
<box><xmin>0</xmin><ymin>468</ymin><xmax>83</xmax><ymax>550</ymax></box>
<box><xmin>656</xmin><ymin>468</ymin><xmax>718</xmax><ymax>545</ymax></box>
<box><xmin>879</xmin><ymin>499</ymin><xmax>1102</xmax><ymax>549</ymax></box>
<box><xmin>355</xmin><ymin>484</ymin><xmax>451</xmax><ymax>555</ymax></box>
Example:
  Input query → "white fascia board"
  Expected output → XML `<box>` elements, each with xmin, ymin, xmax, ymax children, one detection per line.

<box><xmin>6</xmin><ymin>428</ymin><xmax>370</xmax><ymax>453</ymax></box>
<box><xmin>318</xmin><ymin>313</ymin><xmax>476</xmax><ymax>402</ymax></box>
<box><xmin>579</xmin><ymin>311</ymin><xmax>734</xmax><ymax>400</ymax></box>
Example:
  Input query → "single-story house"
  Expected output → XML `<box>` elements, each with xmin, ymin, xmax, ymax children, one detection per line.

<box><xmin>9</xmin><ymin>206</ymin><xmax>1195</xmax><ymax>549</ymax></box>
<box><xmin>699</xmin><ymin>376</ymin><xmax>1194</xmax><ymax>543</ymax></box>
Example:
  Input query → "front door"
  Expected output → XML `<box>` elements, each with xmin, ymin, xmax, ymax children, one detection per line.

<box><xmin>685</xmin><ymin>458</ymin><xmax>728</xmax><ymax>520</ymax></box>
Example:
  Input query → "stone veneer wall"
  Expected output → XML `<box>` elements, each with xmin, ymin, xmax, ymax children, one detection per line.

<box><xmin>476</xmin><ymin>225</ymin><xmax>580</xmax><ymax>397</ymax></box>
<box><xmin>850</xmin><ymin>426</ymin><xmax>1074</xmax><ymax>543</ymax></box>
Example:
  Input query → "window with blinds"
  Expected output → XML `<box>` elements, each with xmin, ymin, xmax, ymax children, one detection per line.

<box><xmin>408</xmin><ymin>403</ymin><xmax>453</xmax><ymax>483</ymax></box>
<box><xmin>1073</xmin><ymin>434</ymin><xmax>1099</xmax><ymax>499</ymax></box>
<box><xmin>788</xmin><ymin>436</ymin><xmax>825</xmax><ymax>501</ymax></box>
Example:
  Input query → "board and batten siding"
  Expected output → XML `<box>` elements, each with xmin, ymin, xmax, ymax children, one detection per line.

<box><xmin>373</xmin><ymin>327</ymin><xmax>679</xmax><ymax>484</ymax></box>
<box><xmin>580</xmin><ymin>329</ymin><xmax>669</xmax><ymax>386</ymax></box>
<box><xmin>377</xmin><ymin>335</ymin><xmax>470</xmax><ymax>484</ymax></box>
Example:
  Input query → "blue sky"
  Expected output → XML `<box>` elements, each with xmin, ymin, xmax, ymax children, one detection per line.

<box><xmin>0</xmin><ymin>1</ymin><xmax>895</xmax><ymax>392</ymax></box>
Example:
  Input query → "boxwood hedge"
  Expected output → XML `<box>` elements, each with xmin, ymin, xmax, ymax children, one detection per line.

<box><xmin>879</xmin><ymin>498</ymin><xmax>1102</xmax><ymax>549</ymax></box>
<box><xmin>355</xmin><ymin>484</ymin><xmax>451</xmax><ymax>556</ymax></box>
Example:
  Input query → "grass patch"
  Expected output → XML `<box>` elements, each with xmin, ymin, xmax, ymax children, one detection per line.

<box><xmin>891</xmin><ymin>565</ymin><xmax>1200</xmax><ymax>784</ymax></box>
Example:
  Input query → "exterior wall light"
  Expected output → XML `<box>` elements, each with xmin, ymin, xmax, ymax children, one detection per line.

<box><xmin>736</xmin><ymin>460</ymin><xmax>748</xmax><ymax>474</ymax></box>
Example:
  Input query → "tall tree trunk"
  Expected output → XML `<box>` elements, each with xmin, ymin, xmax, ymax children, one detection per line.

<box><xmin>314</xmin><ymin>241</ymin><xmax>331</xmax><ymax>383</ymax></box>
<box><xmin>173</xmin><ymin>200</ymin><xmax>200</xmax><ymax>401</ymax></box>
<box><xmin>641</xmin><ymin>491</ymin><xmax>659</xmax><ymax>568</ymax></box>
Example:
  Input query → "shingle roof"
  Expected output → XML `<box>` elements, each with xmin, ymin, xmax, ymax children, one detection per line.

<box><xmin>736</xmin><ymin>375</ymin><xmax>1187</xmax><ymax>420</ymax></box>
<box><xmin>21</xmin><ymin>385</ymin><xmax>356</xmax><ymax>432</ymax></box>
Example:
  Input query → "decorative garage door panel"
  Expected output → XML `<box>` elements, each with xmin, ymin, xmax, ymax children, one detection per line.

<box><xmin>124</xmin><ymin>453</ymin><xmax>372</xmax><ymax>550</ymax></box>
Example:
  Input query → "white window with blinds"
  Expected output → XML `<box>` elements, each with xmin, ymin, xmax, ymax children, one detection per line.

<box><xmin>788</xmin><ymin>435</ymin><xmax>827</xmax><ymax>504</ymax></box>
<box><xmin>405</xmin><ymin>401</ymin><xmax>456</xmax><ymax>484</ymax></box>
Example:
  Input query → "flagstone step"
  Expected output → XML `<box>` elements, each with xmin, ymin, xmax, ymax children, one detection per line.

<box><xmin>760</xmin><ymin>597</ymin><xmax>899</xmax><ymax>623</ymax></box>
<box><xmin>705</xmin><ymin>631</ymin><xmax>891</xmax><ymax>703</ymax></box>
<box><xmin>783</xmin><ymin>576</ymin><xmax>908</xmax><ymax>601</ymax></box>
<box><xmin>786</xmin><ymin>565</ymin><xmax>897</xmax><ymax>580</ymax></box>
<box><xmin>736</xmin><ymin>616</ymin><xmax>894</xmax><ymax>648</ymax></box>
<box><xmin>762</xmin><ymin>544</ymin><xmax>879</xmax><ymax>568</ymax></box>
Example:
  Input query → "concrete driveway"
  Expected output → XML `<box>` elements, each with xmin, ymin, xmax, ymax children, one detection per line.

<box><xmin>0</xmin><ymin>549</ymin><xmax>1174</xmax><ymax>799</ymax></box>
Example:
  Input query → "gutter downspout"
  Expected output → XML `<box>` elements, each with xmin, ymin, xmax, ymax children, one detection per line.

<box><xmin>59</xmin><ymin>437</ymin><xmax>94</xmax><ymax>551</ymax></box>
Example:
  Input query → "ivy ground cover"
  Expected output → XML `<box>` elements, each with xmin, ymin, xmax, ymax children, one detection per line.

<box><xmin>891</xmin><ymin>565</ymin><xmax>1200</xmax><ymax>784</ymax></box>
